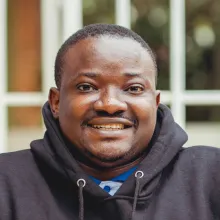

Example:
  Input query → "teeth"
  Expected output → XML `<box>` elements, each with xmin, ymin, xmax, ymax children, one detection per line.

<box><xmin>91</xmin><ymin>124</ymin><xmax>124</xmax><ymax>130</ymax></box>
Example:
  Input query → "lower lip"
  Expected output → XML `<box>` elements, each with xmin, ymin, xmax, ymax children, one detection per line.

<box><xmin>83</xmin><ymin>126</ymin><xmax>134</xmax><ymax>138</ymax></box>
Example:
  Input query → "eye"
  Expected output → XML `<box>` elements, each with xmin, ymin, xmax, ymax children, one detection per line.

<box><xmin>126</xmin><ymin>85</ymin><xmax>144</xmax><ymax>94</ymax></box>
<box><xmin>77</xmin><ymin>83</ymin><xmax>96</xmax><ymax>92</ymax></box>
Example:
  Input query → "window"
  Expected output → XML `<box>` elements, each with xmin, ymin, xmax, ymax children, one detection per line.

<box><xmin>1</xmin><ymin>0</ymin><xmax>220</xmax><ymax>152</ymax></box>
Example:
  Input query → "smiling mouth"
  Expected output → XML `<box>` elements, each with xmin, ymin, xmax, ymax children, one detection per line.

<box><xmin>87</xmin><ymin>123</ymin><xmax>131</xmax><ymax>130</ymax></box>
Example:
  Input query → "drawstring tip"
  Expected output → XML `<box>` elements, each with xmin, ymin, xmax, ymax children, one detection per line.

<box><xmin>77</xmin><ymin>179</ymin><xmax>86</xmax><ymax>220</ymax></box>
<box><xmin>131</xmin><ymin>171</ymin><xmax>144</xmax><ymax>220</ymax></box>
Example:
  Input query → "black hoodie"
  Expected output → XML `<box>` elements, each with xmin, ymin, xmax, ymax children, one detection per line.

<box><xmin>0</xmin><ymin>102</ymin><xmax>220</xmax><ymax>220</ymax></box>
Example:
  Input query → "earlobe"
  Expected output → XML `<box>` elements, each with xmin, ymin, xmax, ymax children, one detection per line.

<box><xmin>48</xmin><ymin>87</ymin><xmax>60</xmax><ymax>119</ymax></box>
<box><xmin>156</xmin><ymin>90</ymin><xmax>161</xmax><ymax>107</ymax></box>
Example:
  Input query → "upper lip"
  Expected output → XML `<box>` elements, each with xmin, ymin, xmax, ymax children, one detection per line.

<box><xmin>86</xmin><ymin>117</ymin><xmax>134</xmax><ymax>127</ymax></box>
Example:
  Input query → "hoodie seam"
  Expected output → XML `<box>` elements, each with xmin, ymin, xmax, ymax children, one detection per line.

<box><xmin>140</xmin><ymin>131</ymin><xmax>175</xmax><ymax>181</ymax></box>
<box><xmin>44</xmin><ymin>112</ymin><xmax>78</xmax><ymax>172</ymax></box>
<box><xmin>41</xmin><ymin>141</ymin><xmax>75</xmax><ymax>179</ymax></box>
<box><xmin>102</xmin><ymin>195</ymin><xmax>153</xmax><ymax>202</ymax></box>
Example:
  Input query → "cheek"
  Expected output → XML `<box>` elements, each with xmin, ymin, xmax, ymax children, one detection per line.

<box><xmin>59</xmin><ymin>97</ymin><xmax>89</xmax><ymax>141</ymax></box>
<box><xmin>131</xmin><ymin>99</ymin><xmax>157</xmax><ymax>147</ymax></box>
<box><xmin>59</xmin><ymin>94</ymin><xmax>96</xmax><ymax>123</ymax></box>
<box><xmin>131</xmin><ymin>97</ymin><xmax>157</xmax><ymax>122</ymax></box>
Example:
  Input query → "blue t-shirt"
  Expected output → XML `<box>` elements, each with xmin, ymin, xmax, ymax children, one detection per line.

<box><xmin>90</xmin><ymin>166</ymin><xmax>137</xmax><ymax>196</ymax></box>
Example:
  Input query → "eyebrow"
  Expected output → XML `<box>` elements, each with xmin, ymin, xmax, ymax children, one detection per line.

<box><xmin>77</xmin><ymin>72</ymin><xmax>98</xmax><ymax>78</ymax></box>
<box><xmin>124</xmin><ymin>72</ymin><xmax>147</xmax><ymax>80</ymax></box>
<box><xmin>75</xmin><ymin>72</ymin><xmax>148</xmax><ymax>80</ymax></box>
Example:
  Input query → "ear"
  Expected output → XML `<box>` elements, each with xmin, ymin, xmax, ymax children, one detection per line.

<box><xmin>48</xmin><ymin>87</ymin><xmax>60</xmax><ymax>119</ymax></box>
<box><xmin>155</xmin><ymin>90</ymin><xmax>160</xmax><ymax>107</ymax></box>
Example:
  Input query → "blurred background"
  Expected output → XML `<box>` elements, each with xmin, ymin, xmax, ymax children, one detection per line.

<box><xmin>0</xmin><ymin>0</ymin><xmax>220</xmax><ymax>153</ymax></box>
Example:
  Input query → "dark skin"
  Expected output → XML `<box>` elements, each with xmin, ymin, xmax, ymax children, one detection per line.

<box><xmin>49</xmin><ymin>36</ymin><xmax>160</xmax><ymax>180</ymax></box>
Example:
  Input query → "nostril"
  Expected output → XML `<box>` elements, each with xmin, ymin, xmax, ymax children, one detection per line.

<box><xmin>96</xmin><ymin>110</ymin><xmax>125</xmax><ymax>117</ymax></box>
<box><xmin>96</xmin><ymin>110</ymin><xmax>111</xmax><ymax>117</ymax></box>
<box><xmin>114</xmin><ymin>110</ymin><xmax>125</xmax><ymax>115</ymax></box>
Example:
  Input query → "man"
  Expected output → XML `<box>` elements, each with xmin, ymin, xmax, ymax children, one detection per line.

<box><xmin>0</xmin><ymin>24</ymin><xmax>220</xmax><ymax>220</ymax></box>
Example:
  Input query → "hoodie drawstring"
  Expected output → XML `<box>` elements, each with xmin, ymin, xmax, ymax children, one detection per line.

<box><xmin>77</xmin><ymin>179</ymin><xmax>86</xmax><ymax>220</ymax></box>
<box><xmin>77</xmin><ymin>171</ymin><xmax>143</xmax><ymax>220</ymax></box>
<box><xmin>131</xmin><ymin>171</ymin><xmax>144</xmax><ymax>220</ymax></box>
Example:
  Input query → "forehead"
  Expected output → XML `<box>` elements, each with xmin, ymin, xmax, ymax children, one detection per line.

<box><xmin>63</xmin><ymin>36</ymin><xmax>156</xmax><ymax>79</ymax></box>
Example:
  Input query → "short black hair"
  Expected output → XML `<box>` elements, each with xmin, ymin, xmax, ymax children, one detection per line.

<box><xmin>54</xmin><ymin>23</ymin><xmax>157</xmax><ymax>88</ymax></box>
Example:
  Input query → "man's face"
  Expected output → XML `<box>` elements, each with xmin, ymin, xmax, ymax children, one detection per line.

<box><xmin>49</xmin><ymin>36</ymin><xmax>160</xmax><ymax>167</ymax></box>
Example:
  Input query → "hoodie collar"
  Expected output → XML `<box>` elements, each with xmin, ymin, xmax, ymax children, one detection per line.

<box><xmin>31</xmin><ymin>102</ymin><xmax>188</xmax><ymax>199</ymax></box>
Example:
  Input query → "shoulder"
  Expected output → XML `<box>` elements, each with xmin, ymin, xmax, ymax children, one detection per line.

<box><xmin>177</xmin><ymin>145</ymin><xmax>220</xmax><ymax>175</ymax></box>
<box><xmin>179</xmin><ymin>145</ymin><xmax>220</xmax><ymax>161</ymax></box>
<box><xmin>0</xmin><ymin>149</ymin><xmax>34</xmax><ymax>165</ymax></box>
<box><xmin>0</xmin><ymin>149</ymin><xmax>37</xmax><ymax>179</ymax></box>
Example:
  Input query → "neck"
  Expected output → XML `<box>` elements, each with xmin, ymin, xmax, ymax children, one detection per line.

<box><xmin>77</xmin><ymin>154</ymin><xmax>145</xmax><ymax>180</ymax></box>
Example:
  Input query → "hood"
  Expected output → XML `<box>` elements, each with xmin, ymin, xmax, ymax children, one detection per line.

<box><xmin>31</xmin><ymin>102</ymin><xmax>188</xmax><ymax>200</ymax></box>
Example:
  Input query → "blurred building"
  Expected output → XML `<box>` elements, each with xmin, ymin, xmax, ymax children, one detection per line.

<box><xmin>0</xmin><ymin>0</ymin><xmax>220</xmax><ymax>152</ymax></box>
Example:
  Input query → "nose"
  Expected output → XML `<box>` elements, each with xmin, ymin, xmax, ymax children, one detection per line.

<box><xmin>93</xmin><ymin>88</ymin><xmax>127</xmax><ymax>115</ymax></box>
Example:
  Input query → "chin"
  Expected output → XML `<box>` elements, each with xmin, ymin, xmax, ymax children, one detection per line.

<box><xmin>91</xmin><ymin>157</ymin><xmax>127</xmax><ymax>168</ymax></box>
<box><xmin>84</xmin><ymin>146</ymin><xmax>134</xmax><ymax>167</ymax></box>
<box><xmin>95</xmin><ymin>154</ymin><xmax>124</xmax><ymax>163</ymax></box>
